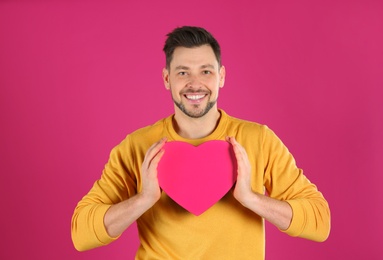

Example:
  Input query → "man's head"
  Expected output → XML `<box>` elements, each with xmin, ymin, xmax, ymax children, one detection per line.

<box><xmin>162</xmin><ymin>26</ymin><xmax>225</xmax><ymax>119</ymax></box>
<box><xmin>163</xmin><ymin>26</ymin><xmax>221</xmax><ymax>70</ymax></box>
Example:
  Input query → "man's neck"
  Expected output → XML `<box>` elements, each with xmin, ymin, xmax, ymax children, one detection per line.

<box><xmin>172</xmin><ymin>108</ymin><xmax>221</xmax><ymax>139</ymax></box>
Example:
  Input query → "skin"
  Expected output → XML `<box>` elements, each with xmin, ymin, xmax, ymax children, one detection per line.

<box><xmin>104</xmin><ymin>45</ymin><xmax>292</xmax><ymax>238</ymax></box>
<box><xmin>162</xmin><ymin>45</ymin><xmax>226</xmax><ymax>139</ymax></box>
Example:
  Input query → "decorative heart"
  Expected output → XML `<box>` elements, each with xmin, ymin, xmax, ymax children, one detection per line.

<box><xmin>157</xmin><ymin>140</ymin><xmax>237</xmax><ymax>216</ymax></box>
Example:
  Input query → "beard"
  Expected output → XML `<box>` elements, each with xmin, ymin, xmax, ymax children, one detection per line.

<box><xmin>173</xmin><ymin>97</ymin><xmax>217</xmax><ymax>118</ymax></box>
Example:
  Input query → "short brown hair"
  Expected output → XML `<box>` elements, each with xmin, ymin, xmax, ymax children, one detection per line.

<box><xmin>163</xmin><ymin>26</ymin><xmax>221</xmax><ymax>69</ymax></box>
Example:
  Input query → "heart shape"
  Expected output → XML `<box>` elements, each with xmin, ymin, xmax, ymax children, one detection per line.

<box><xmin>157</xmin><ymin>140</ymin><xmax>237</xmax><ymax>216</ymax></box>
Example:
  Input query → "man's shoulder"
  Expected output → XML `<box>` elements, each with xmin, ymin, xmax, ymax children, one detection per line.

<box><xmin>116</xmin><ymin>115</ymin><xmax>171</xmax><ymax>149</ymax></box>
<box><xmin>129</xmin><ymin>116</ymin><xmax>169</xmax><ymax>137</ymax></box>
<box><xmin>224</xmin><ymin>111</ymin><xmax>267</xmax><ymax>131</ymax></box>
<box><xmin>223</xmin><ymin>112</ymin><xmax>280</xmax><ymax>146</ymax></box>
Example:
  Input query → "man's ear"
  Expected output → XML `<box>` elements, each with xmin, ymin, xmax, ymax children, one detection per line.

<box><xmin>162</xmin><ymin>68</ymin><xmax>170</xmax><ymax>90</ymax></box>
<box><xmin>219</xmin><ymin>65</ymin><xmax>226</xmax><ymax>88</ymax></box>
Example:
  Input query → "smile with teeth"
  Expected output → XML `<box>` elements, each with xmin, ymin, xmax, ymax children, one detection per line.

<box><xmin>185</xmin><ymin>94</ymin><xmax>206</xmax><ymax>100</ymax></box>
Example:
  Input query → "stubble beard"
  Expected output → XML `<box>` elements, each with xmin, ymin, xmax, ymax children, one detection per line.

<box><xmin>173</xmin><ymin>97</ymin><xmax>217</xmax><ymax>118</ymax></box>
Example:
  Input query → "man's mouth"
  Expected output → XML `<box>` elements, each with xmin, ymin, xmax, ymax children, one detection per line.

<box><xmin>185</xmin><ymin>94</ymin><xmax>206</xmax><ymax>100</ymax></box>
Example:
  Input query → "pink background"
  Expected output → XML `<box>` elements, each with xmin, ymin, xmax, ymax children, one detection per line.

<box><xmin>1</xmin><ymin>1</ymin><xmax>382</xmax><ymax>259</ymax></box>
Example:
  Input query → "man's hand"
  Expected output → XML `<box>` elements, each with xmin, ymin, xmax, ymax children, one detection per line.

<box><xmin>104</xmin><ymin>137</ymin><xmax>167</xmax><ymax>238</ymax></box>
<box><xmin>226</xmin><ymin>136</ymin><xmax>253</xmax><ymax>207</ymax></box>
<box><xmin>226</xmin><ymin>136</ymin><xmax>292</xmax><ymax>230</ymax></box>
<box><xmin>139</xmin><ymin>137</ymin><xmax>167</xmax><ymax>204</ymax></box>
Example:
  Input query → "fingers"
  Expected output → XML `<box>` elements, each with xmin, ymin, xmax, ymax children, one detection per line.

<box><xmin>226</xmin><ymin>136</ymin><xmax>240</xmax><ymax>147</ymax></box>
<box><xmin>148</xmin><ymin>147</ymin><xmax>165</xmax><ymax>172</ymax></box>
<box><xmin>227</xmin><ymin>136</ymin><xmax>246</xmax><ymax>159</ymax></box>
<box><xmin>227</xmin><ymin>136</ymin><xmax>250</xmax><ymax>173</ymax></box>
<box><xmin>143</xmin><ymin>137</ymin><xmax>167</xmax><ymax>170</ymax></box>
<box><xmin>147</xmin><ymin>137</ymin><xmax>167</xmax><ymax>157</ymax></box>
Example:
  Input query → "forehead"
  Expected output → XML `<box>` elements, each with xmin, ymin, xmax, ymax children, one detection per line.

<box><xmin>170</xmin><ymin>45</ymin><xmax>218</xmax><ymax>69</ymax></box>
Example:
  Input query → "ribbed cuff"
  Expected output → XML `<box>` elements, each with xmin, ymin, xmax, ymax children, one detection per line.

<box><xmin>94</xmin><ymin>204</ymin><xmax>121</xmax><ymax>244</ymax></box>
<box><xmin>282</xmin><ymin>199</ymin><xmax>305</xmax><ymax>237</ymax></box>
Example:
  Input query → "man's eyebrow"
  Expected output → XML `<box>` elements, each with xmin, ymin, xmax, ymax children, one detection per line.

<box><xmin>174</xmin><ymin>64</ymin><xmax>216</xmax><ymax>71</ymax></box>
<box><xmin>174</xmin><ymin>65</ymin><xmax>190</xmax><ymax>71</ymax></box>
<box><xmin>200</xmin><ymin>64</ymin><xmax>216</xmax><ymax>69</ymax></box>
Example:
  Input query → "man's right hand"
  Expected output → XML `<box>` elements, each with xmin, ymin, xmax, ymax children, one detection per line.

<box><xmin>104</xmin><ymin>137</ymin><xmax>167</xmax><ymax>238</ymax></box>
<box><xmin>139</xmin><ymin>137</ymin><xmax>167</xmax><ymax>205</ymax></box>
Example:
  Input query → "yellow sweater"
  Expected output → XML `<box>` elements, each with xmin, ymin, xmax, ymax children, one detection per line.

<box><xmin>71</xmin><ymin>110</ymin><xmax>330</xmax><ymax>259</ymax></box>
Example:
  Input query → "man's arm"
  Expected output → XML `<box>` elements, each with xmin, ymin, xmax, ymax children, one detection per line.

<box><xmin>227</xmin><ymin>136</ymin><xmax>292</xmax><ymax>230</ymax></box>
<box><xmin>103</xmin><ymin>138</ymin><xmax>166</xmax><ymax>237</ymax></box>
<box><xmin>227</xmin><ymin>136</ymin><xmax>330</xmax><ymax>241</ymax></box>
<box><xmin>71</xmin><ymin>138</ymin><xmax>166</xmax><ymax>251</ymax></box>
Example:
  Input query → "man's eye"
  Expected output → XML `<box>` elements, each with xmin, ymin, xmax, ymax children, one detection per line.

<box><xmin>203</xmin><ymin>70</ymin><xmax>211</xmax><ymax>75</ymax></box>
<box><xmin>178</xmin><ymin>71</ymin><xmax>187</xmax><ymax>76</ymax></box>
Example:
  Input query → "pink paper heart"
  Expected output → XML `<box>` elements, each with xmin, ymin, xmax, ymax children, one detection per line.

<box><xmin>157</xmin><ymin>140</ymin><xmax>237</xmax><ymax>216</ymax></box>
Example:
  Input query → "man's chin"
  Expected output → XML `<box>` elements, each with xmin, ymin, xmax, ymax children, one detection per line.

<box><xmin>180</xmin><ymin>105</ymin><xmax>215</xmax><ymax>118</ymax></box>
<box><xmin>183</xmin><ymin>110</ymin><xmax>207</xmax><ymax>118</ymax></box>
<box><xmin>173</xmin><ymin>99</ymin><xmax>216</xmax><ymax>119</ymax></box>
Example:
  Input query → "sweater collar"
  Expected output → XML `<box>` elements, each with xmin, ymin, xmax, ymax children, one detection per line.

<box><xmin>165</xmin><ymin>109</ymin><xmax>229</xmax><ymax>146</ymax></box>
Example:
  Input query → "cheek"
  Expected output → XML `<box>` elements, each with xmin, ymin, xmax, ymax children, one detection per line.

<box><xmin>207</xmin><ymin>75</ymin><xmax>221</xmax><ymax>85</ymax></box>
<box><xmin>169</xmin><ymin>77</ymin><xmax>183</xmax><ymax>87</ymax></box>
<box><xmin>208</xmin><ymin>78</ymin><xmax>222</xmax><ymax>90</ymax></box>
<box><xmin>168</xmin><ymin>85</ymin><xmax>182</xmax><ymax>99</ymax></box>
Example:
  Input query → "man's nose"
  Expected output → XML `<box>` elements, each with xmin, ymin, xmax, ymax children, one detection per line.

<box><xmin>187</xmin><ymin>75</ymin><xmax>202</xmax><ymax>88</ymax></box>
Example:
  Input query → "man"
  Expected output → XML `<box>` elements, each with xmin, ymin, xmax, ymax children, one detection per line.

<box><xmin>71</xmin><ymin>26</ymin><xmax>330</xmax><ymax>259</ymax></box>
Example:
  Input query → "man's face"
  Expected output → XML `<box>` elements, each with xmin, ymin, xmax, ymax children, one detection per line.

<box><xmin>163</xmin><ymin>45</ymin><xmax>225</xmax><ymax>118</ymax></box>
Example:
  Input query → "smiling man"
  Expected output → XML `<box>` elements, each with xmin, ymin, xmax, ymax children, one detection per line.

<box><xmin>71</xmin><ymin>26</ymin><xmax>331</xmax><ymax>259</ymax></box>
<box><xmin>165</xmin><ymin>45</ymin><xmax>224</xmax><ymax>120</ymax></box>
<box><xmin>163</xmin><ymin>44</ymin><xmax>225</xmax><ymax>139</ymax></box>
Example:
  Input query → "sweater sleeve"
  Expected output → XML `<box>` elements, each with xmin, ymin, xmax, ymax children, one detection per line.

<box><xmin>262</xmin><ymin>126</ymin><xmax>331</xmax><ymax>242</ymax></box>
<box><xmin>71</xmin><ymin>137</ymin><xmax>138</xmax><ymax>251</ymax></box>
